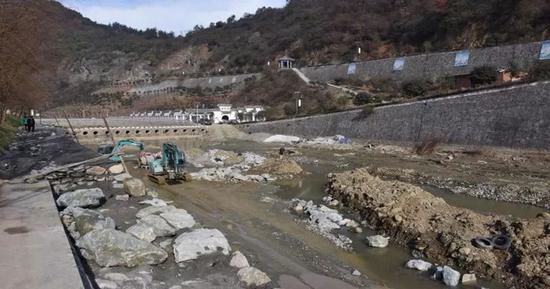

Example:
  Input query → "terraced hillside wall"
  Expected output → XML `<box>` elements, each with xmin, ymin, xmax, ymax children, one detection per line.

<box><xmin>239</xmin><ymin>81</ymin><xmax>550</xmax><ymax>149</ymax></box>
<box><xmin>300</xmin><ymin>41</ymin><xmax>545</xmax><ymax>82</ymax></box>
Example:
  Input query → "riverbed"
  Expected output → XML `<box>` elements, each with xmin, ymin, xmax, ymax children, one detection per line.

<box><xmin>116</xmin><ymin>136</ymin><xmax>550</xmax><ymax>289</ymax></box>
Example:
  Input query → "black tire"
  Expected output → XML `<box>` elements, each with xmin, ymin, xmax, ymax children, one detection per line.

<box><xmin>472</xmin><ymin>237</ymin><xmax>494</xmax><ymax>249</ymax></box>
<box><xmin>492</xmin><ymin>235</ymin><xmax>512</xmax><ymax>250</ymax></box>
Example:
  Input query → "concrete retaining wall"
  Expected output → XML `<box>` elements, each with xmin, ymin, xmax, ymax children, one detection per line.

<box><xmin>239</xmin><ymin>81</ymin><xmax>550</xmax><ymax>149</ymax></box>
<box><xmin>68</xmin><ymin>125</ymin><xmax>208</xmax><ymax>143</ymax></box>
<box><xmin>300</xmin><ymin>41</ymin><xmax>544</xmax><ymax>82</ymax></box>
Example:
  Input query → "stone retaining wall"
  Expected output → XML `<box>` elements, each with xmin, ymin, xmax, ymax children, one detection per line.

<box><xmin>239</xmin><ymin>81</ymin><xmax>550</xmax><ymax>149</ymax></box>
<box><xmin>300</xmin><ymin>41</ymin><xmax>544</xmax><ymax>82</ymax></box>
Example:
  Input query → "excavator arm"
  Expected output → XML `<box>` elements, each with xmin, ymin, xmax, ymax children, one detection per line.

<box><xmin>108</xmin><ymin>139</ymin><xmax>145</xmax><ymax>162</ymax></box>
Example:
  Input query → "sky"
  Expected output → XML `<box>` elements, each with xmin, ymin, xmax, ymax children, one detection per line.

<box><xmin>58</xmin><ymin>0</ymin><xmax>287</xmax><ymax>35</ymax></box>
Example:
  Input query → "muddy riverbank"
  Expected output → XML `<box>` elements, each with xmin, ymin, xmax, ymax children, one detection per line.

<box><xmin>326</xmin><ymin>168</ymin><xmax>550</xmax><ymax>289</ymax></box>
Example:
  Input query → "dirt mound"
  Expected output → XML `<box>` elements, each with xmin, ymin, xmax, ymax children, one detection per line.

<box><xmin>327</xmin><ymin>169</ymin><xmax>549</xmax><ymax>289</ymax></box>
<box><xmin>367</xmin><ymin>166</ymin><xmax>550</xmax><ymax>209</ymax></box>
<box><xmin>251</xmin><ymin>158</ymin><xmax>304</xmax><ymax>176</ymax></box>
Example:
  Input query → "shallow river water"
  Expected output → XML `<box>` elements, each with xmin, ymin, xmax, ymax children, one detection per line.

<box><xmin>105</xmin><ymin>138</ymin><xmax>546</xmax><ymax>289</ymax></box>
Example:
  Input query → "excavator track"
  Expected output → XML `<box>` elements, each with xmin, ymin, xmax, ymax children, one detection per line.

<box><xmin>148</xmin><ymin>174</ymin><xmax>167</xmax><ymax>185</ymax></box>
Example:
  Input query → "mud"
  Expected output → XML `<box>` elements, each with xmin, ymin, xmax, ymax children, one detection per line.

<box><xmin>0</xmin><ymin>128</ymin><xmax>96</xmax><ymax>179</ymax></box>
<box><xmin>368</xmin><ymin>166</ymin><xmax>550</xmax><ymax>209</ymax></box>
<box><xmin>326</xmin><ymin>169</ymin><xmax>550</xmax><ymax>289</ymax></box>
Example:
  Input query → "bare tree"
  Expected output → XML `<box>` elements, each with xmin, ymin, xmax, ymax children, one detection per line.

<box><xmin>0</xmin><ymin>0</ymin><xmax>54</xmax><ymax>123</ymax></box>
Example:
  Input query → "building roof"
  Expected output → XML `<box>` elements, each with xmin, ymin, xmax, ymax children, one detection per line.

<box><xmin>278</xmin><ymin>56</ymin><xmax>295</xmax><ymax>62</ymax></box>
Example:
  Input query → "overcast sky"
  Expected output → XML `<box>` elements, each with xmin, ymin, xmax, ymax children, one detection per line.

<box><xmin>58</xmin><ymin>0</ymin><xmax>287</xmax><ymax>35</ymax></box>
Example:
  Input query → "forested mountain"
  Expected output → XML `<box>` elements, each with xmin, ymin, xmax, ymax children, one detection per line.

<box><xmin>1</xmin><ymin>0</ymin><xmax>549</xmax><ymax>113</ymax></box>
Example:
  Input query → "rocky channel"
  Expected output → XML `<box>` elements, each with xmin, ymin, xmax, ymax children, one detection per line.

<box><xmin>44</xmin><ymin>163</ymin><xmax>274</xmax><ymax>289</ymax></box>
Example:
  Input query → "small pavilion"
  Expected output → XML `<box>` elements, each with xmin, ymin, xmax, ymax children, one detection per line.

<box><xmin>278</xmin><ymin>56</ymin><xmax>295</xmax><ymax>69</ymax></box>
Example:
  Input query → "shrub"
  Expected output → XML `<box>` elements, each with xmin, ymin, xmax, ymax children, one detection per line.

<box><xmin>470</xmin><ymin>65</ymin><xmax>497</xmax><ymax>86</ymax></box>
<box><xmin>353</xmin><ymin>92</ymin><xmax>378</xmax><ymax>105</ymax></box>
<box><xmin>0</xmin><ymin>117</ymin><xmax>18</xmax><ymax>152</ymax></box>
<box><xmin>283</xmin><ymin>102</ymin><xmax>296</xmax><ymax>116</ymax></box>
<box><xmin>414</xmin><ymin>138</ymin><xmax>440</xmax><ymax>155</ymax></box>
<box><xmin>368</xmin><ymin>78</ymin><xmax>398</xmax><ymax>93</ymax></box>
<box><xmin>401</xmin><ymin>80</ymin><xmax>429</xmax><ymax>97</ymax></box>
<box><xmin>529</xmin><ymin>61</ymin><xmax>550</xmax><ymax>81</ymax></box>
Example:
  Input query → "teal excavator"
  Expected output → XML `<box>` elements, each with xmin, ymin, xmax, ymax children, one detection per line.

<box><xmin>145</xmin><ymin>143</ymin><xmax>190</xmax><ymax>185</ymax></box>
<box><xmin>98</xmin><ymin>140</ymin><xmax>189</xmax><ymax>185</ymax></box>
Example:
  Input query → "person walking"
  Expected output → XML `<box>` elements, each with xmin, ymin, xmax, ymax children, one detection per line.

<box><xmin>21</xmin><ymin>115</ymin><xmax>28</xmax><ymax>131</ymax></box>
<box><xmin>27</xmin><ymin>116</ymin><xmax>35</xmax><ymax>132</ymax></box>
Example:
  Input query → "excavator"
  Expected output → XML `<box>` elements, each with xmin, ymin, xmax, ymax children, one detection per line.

<box><xmin>98</xmin><ymin>140</ymin><xmax>189</xmax><ymax>185</ymax></box>
<box><xmin>97</xmin><ymin>139</ymin><xmax>145</xmax><ymax>162</ymax></box>
<box><xmin>144</xmin><ymin>143</ymin><xmax>190</xmax><ymax>185</ymax></box>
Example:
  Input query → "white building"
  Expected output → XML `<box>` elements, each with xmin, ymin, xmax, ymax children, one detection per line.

<box><xmin>213</xmin><ymin>104</ymin><xmax>238</xmax><ymax>123</ymax></box>
<box><xmin>130</xmin><ymin>104</ymin><xmax>265</xmax><ymax>124</ymax></box>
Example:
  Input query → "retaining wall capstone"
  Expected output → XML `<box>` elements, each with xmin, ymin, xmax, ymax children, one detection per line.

<box><xmin>239</xmin><ymin>81</ymin><xmax>550</xmax><ymax>149</ymax></box>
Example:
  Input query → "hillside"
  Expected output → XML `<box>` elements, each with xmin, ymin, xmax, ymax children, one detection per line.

<box><xmin>185</xmin><ymin>0</ymin><xmax>550</xmax><ymax>73</ymax></box>
<box><xmin>2</xmin><ymin>0</ymin><xmax>550</xmax><ymax>115</ymax></box>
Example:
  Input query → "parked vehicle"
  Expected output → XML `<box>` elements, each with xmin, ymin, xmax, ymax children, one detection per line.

<box><xmin>199</xmin><ymin>118</ymin><xmax>212</xmax><ymax>126</ymax></box>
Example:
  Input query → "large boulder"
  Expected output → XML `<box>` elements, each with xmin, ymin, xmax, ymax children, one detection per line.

<box><xmin>86</xmin><ymin>166</ymin><xmax>107</xmax><ymax>176</ymax></box>
<box><xmin>136</xmin><ymin>205</ymin><xmax>176</xmax><ymax>219</ymax></box>
<box><xmin>113</xmin><ymin>173</ymin><xmax>132</xmax><ymax>182</ymax></box>
<box><xmin>61</xmin><ymin>207</ymin><xmax>115</xmax><ymax>239</ymax></box>
<box><xmin>124</xmin><ymin>178</ymin><xmax>146</xmax><ymax>197</ymax></box>
<box><xmin>405</xmin><ymin>259</ymin><xmax>433</xmax><ymax>271</ymax></box>
<box><xmin>230</xmin><ymin>251</ymin><xmax>250</xmax><ymax>269</ymax></box>
<box><xmin>108</xmin><ymin>164</ymin><xmax>124</xmax><ymax>174</ymax></box>
<box><xmin>76</xmin><ymin>229</ymin><xmax>168</xmax><ymax>267</ymax></box>
<box><xmin>442</xmin><ymin>266</ymin><xmax>461</xmax><ymax>287</ymax></box>
<box><xmin>136</xmin><ymin>205</ymin><xmax>195</xmax><ymax>231</ymax></box>
<box><xmin>173</xmin><ymin>229</ymin><xmax>231</xmax><ymax>262</ymax></box>
<box><xmin>160</xmin><ymin>209</ymin><xmax>196</xmax><ymax>230</ymax></box>
<box><xmin>366</xmin><ymin>235</ymin><xmax>389</xmax><ymax>248</ymax></box>
<box><xmin>56</xmin><ymin>188</ymin><xmax>105</xmax><ymax>208</ymax></box>
<box><xmin>126</xmin><ymin>223</ymin><xmax>157</xmax><ymax>243</ymax></box>
<box><xmin>237</xmin><ymin>267</ymin><xmax>271</xmax><ymax>287</ymax></box>
<box><xmin>139</xmin><ymin>215</ymin><xmax>177</xmax><ymax>237</ymax></box>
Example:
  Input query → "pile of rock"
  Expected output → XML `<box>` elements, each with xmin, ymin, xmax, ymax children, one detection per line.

<box><xmin>405</xmin><ymin>259</ymin><xmax>476</xmax><ymax>287</ymax></box>
<box><xmin>187</xmin><ymin>149</ymin><xmax>275</xmax><ymax>183</ymax></box>
<box><xmin>188</xmin><ymin>149</ymin><xmax>266</xmax><ymax>169</ymax></box>
<box><xmin>46</xmin><ymin>162</ymin><xmax>274</xmax><ymax>288</ymax></box>
<box><xmin>299</xmin><ymin>135</ymin><xmax>352</xmax><ymax>147</ymax></box>
<box><xmin>291</xmin><ymin>199</ymin><xmax>361</xmax><ymax>250</ymax></box>
<box><xmin>127</xmin><ymin>205</ymin><xmax>196</xmax><ymax>242</ymax></box>
<box><xmin>190</xmin><ymin>166</ymin><xmax>274</xmax><ymax>183</ymax></box>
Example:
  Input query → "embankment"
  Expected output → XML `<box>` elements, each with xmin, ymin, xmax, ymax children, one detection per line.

<box><xmin>326</xmin><ymin>169</ymin><xmax>550</xmax><ymax>289</ymax></box>
<box><xmin>240</xmin><ymin>81</ymin><xmax>550</xmax><ymax>150</ymax></box>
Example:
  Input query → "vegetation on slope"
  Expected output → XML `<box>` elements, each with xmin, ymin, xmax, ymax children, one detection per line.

<box><xmin>186</xmin><ymin>0</ymin><xmax>550</xmax><ymax>73</ymax></box>
<box><xmin>2</xmin><ymin>0</ymin><xmax>550</xmax><ymax>113</ymax></box>
<box><xmin>0</xmin><ymin>117</ymin><xmax>19</xmax><ymax>152</ymax></box>
<box><xmin>233</xmin><ymin>69</ymin><xmax>346</xmax><ymax>119</ymax></box>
